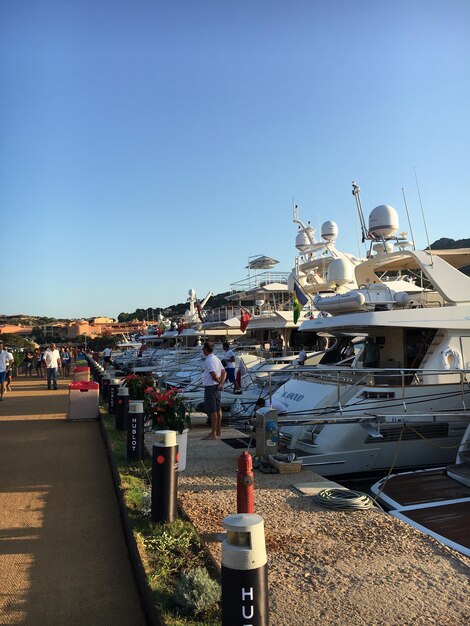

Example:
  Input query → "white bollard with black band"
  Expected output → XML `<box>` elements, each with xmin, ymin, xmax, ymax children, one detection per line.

<box><xmin>127</xmin><ymin>400</ymin><xmax>145</xmax><ymax>461</ymax></box>
<box><xmin>116</xmin><ymin>386</ymin><xmax>129</xmax><ymax>431</ymax></box>
<box><xmin>222</xmin><ymin>513</ymin><xmax>269</xmax><ymax>626</ymax></box>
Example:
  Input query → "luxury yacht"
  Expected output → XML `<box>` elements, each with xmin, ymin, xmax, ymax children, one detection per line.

<box><xmin>268</xmin><ymin>193</ymin><xmax>470</xmax><ymax>476</ymax></box>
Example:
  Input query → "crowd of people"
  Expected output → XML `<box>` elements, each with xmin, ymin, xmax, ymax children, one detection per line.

<box><xmin>0</xmin><ymin>344</ymin><xmax>82</xmax><ymax>398</ymax></box>
<box><xmin>23</xmin><ymin>345</ymin><xmax>74</xmax><ymax>383</ymax></box>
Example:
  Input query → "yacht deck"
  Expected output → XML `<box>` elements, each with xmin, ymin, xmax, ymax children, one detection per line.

<box><xmin>379</xmin><ymin>467</ymin><xmax>470</xmax><ymax>506</ymax></box>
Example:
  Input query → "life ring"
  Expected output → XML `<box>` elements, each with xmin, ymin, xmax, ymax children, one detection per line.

<box><xmin>440</xmin><ymin>348</ymin><xmax>462</xmax><ymax>370</ymax></box>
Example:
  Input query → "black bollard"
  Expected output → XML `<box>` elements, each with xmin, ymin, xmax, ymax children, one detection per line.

<box><xmin>97</xmin><ymin>371</ymin><xmax>104</xmax><ymax>394</ymax></box>
<box><xmin>108</xmin><ymin>378</ymin><xmax>120</xmax><ymax>415</ymax></box>
<box><xmin>115</xmin><ymin>386</ymin><xmax>129</xmax><ymax>431</ymax></box>
<box><xmin>102</xmin><ymin>373</ymin><xmax>111</xmax><ymax>403</ymax></box>
<box><xmin>222</xmin><ymin>513</ymin><xmax>269</xmax><ymax>626</ymax></box>
<box><xmin>151</xmin><ymin>430</ymin><xmax>178</xmax><ymax>523</ymax></box>
<box><xmin>127</xmin><ymin>401</ymin><xmax>145</xmax><ymax>461</ymax></box>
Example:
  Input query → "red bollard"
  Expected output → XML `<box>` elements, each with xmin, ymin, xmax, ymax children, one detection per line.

<box><xmin>237</xmin><ymin>451</ymin><xmax>254</xmax><ymax>513</ymax></box>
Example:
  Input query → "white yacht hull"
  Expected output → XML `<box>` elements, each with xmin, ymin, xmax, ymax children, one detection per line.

<box><xmin>273</xmin><ymin>375</ymin><xmax>470</xmax><ymax>476</ymax></box>
<box><xmin>289</xmin><ymin>422</ymin><xmax>467</xmax><ymax>476</ymax></box>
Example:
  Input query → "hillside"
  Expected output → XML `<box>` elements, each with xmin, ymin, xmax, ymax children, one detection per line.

<box><xmin>430</xmin><ymin>237</ymin><xmax>470</xmax><ymax>276</ymax></box>
<box><xmin>430</xmin><ymin>237</ymin><xmax>470</xmax><ymax>250</ymax></box>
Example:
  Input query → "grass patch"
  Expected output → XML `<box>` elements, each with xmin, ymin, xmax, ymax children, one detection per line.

<box><xmin>102</xmin><ymin>409</ymin><xmax>221</xmax><ymax>625</ymax></box>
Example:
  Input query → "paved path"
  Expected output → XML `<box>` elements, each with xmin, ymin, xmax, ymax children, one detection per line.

<box><xmin>0</xmin><ymin>373</ymin><xmax>146</xmax><ymax>625</ymax></box>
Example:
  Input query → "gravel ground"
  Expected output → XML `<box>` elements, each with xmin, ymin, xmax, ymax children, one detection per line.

<box><xmin>179</xmin><ymin>416</ymin><xmax>470</xmax><ymax>626</ymax></box>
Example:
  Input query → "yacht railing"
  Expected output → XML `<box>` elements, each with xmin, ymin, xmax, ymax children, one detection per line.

<box><xmin>275</xmin><ymin>410</ymin><xmax>470</xmax><ymax>428</ymax></box>
<box><xmin>229</xmin><ymin>271</ymin><xmax>290</xmax><ymax>292</ymax></box>
<box><xmin>254</xmin><ymin>365</ymin><xmax>470</xmax><ymax>415</ymax></box>
<box><xmin>203</xmin><ymin>301</ymin><xmax>294</xmax><ymax>323</ymax></box>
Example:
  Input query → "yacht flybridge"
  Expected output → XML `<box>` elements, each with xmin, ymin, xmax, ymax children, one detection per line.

<box><xmin>268</xmin><ymin>186</ymin><xmax>470</xmax><ymax>476</ymax></box>
<box><xmin>290</xmin><ymin>206</ymin><xmax>362</xmax><ymax>298</ymax></box>
<box><xmin>202</xmin><ymin>206</ymin><xmax>372</xmax><ymax>350</ymax></box>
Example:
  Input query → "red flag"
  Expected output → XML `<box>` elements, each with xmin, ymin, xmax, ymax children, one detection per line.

<box><xmin>195</xmin><ymin>301</ymin><xmax>203</xmax><ymax>322</ymax></box>
<box><xmin>240</xmin><ymin>308</ymin><xmax>252</xmax><ymax>333</ymax></box>
<box><xmin>157</xmin><ymin>325</ymin><xmax>162</xmax><ymax>337</ymax></box>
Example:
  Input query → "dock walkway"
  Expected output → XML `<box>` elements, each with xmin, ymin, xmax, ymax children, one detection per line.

<box><xmin>180</xmin><ymin>419</ymin><xmax>470</xmax><ymax>626</ymax></box>
<box><xmin>0</xmin><ymin>374</ymin><xmax>146</xmax><ymax>625</ymax></box>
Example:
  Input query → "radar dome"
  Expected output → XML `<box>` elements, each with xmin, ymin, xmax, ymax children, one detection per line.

<box><xmin>368</xmin><ymin>205</ymin><xmax>399</xmax><ymax>239</ymax></box>
<box><xmin>327</xmin><ymin>258</ymin><xmax>353</xmax><ymax>287</ymax></box>
<box><xmin>188</xmin><ymin>288</ymin><xmax>196</xmax><ymax>299</ymax></box>
<box><xmin>295</xmin><ymin>227</ymin><xmax>314</xmax><ymax>252</ymax></box>
<box><xmin>321</xmin><ymin>221</ymin><xmax>338</xmax><ymax>241</ymax></box>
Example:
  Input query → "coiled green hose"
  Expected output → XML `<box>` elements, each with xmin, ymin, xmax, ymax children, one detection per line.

<box><xmin>313</xmin><ymin>488</ymin><xmax>382</xmax><ymax>511</ymax></box>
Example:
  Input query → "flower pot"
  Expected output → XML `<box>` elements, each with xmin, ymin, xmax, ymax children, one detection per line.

<box><xmin>144</xmin><ymin>428</ymin><xmax>188</xmax><ymax>472</ymax></box>
<box><xmin>176</xmin><ymin>429</ymin><xmax>188</xmax><ymax>472</ymax></box>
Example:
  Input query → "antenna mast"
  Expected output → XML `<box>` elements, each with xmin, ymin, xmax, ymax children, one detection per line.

<box><xmin>293</xmin><ymin>197</ymin><xmax>299</xmax><ymax>223</ymax></box>
<box><xmin>401</xmin><ymin>188</ymin><xmax>416</xmax><ymax>250</ymax></box>
<box><xmin>413</xmin><ymin>167</ymin><xmax>433</xmax><ymax>265</ymax></box>
<box><xmin>352</xmin><ymin>181</ymin><xmax>369</xmax><ymax>242</ymax></box>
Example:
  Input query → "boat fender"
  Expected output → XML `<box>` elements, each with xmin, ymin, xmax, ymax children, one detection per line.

<box><xmin>440</xmin><ymin>348</ymin><xmax>462</xmax><ymax>370</ymax></box>
<box><xmin>393</xmin><ymin>291</ymin><xmax>410</xmax><ymax>307</ymax></box>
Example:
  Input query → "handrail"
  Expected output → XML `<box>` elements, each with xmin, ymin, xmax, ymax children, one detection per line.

<box><xmin>250</xmin><ymin>365</ymin><xmax>470</xmax><ymax>412</ymax></box>
<box><xmin>275</xmin><ymin>411</ymin><xmax>470</xmax><ymax>428</ymax></box>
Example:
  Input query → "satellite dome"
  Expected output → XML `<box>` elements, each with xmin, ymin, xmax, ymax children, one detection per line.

<box><xmin>321</xmin><ymin>221</ymin><xmax>338</xmax><ymax>241</ymax></box>
<box><xmin>188</xmin><ymin>288</ymin><xmax>196</xmax><ymax>299</ymax></box>
<box><xmin>327</xmin><ymin>258</ymin><xmax>353</xmax><ymax>287</ymax></box>
<box><xmin>368</xmin><ymin>205</ymin><xmax>399</xmax><ymax>239</ymax></box>
<box><xmin>295</xmin><ymin>227</ymin><xmax>314</xmax><ymax>252</ymax></box>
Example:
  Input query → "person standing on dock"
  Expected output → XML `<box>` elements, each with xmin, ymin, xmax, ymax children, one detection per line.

<box><xmin>44</xmin><ymin>343</ymin><xmax>61</xmax><ymax>390</ymax></box>
<box><xmin>102</xmin><ymin>346</ymin><xmax>111</xmax><ymax>370</ymax></box>
<box><xmin>61</xmin><ymin>346</ymin><xmax>72</xmax><ymax>377</ymax></box>
<box><xmin>222</xmin><ymin>341</ymin><xmax>238</xmax><ymax>392</ymax></box>
<box><xmin>202</xmin><ymin>341</ymin><xmax>226</xmax><ymax>440</ymax></box>
<box><xmin>35</xmin><ymin>348</ymin><xmax>44</xmax><ymax>377</ymax></box>
<box><xmin>4</xmin><ymin>346</ymin><xmax>14</xmax><ymax>391</ymax></box>
<box><xmin>0</xmin><ymin>342</ymin><xmax>13</xmax><ymax>400</ymax></box>
<box><xmin>23</xmin><ymin>349</ymin><xmax>34</xmax><ymax>376</ymax></box>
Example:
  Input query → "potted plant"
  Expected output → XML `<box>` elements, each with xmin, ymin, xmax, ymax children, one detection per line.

<box><xmin>124</xmin><ymin>373</ymin><xmax>156</xmax><ymax>400</ymax></box>
<box><xmin>144</xmin><ymin>387</ymin><xmax>191</xmax><ymax>471</ymax></box>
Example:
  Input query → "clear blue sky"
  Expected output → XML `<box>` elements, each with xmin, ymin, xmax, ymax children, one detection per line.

<box><xmin>1</xmin><ymin>0</ymin><xmax>469</xmax><ymax>319</ymax></box>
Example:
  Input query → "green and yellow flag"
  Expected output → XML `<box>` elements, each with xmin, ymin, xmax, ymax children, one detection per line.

<box><xmin>293</xmin><ymin>279</ymin><xmax>307</xmax><ymax>324</ymax></box>
<box><xmin>293</xmin><ymin>291</ymin><xmax>302</xmax><ymax>324</ymax></box>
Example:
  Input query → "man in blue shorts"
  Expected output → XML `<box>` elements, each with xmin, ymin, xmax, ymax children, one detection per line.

<box><xmin>202</xmin><ymin>341</ymin><xmax>226</xmax><ymax>440</ymax></box>
<box><xmin>0</xmin><ymin>341</ymin><xmax>13</xmax><ymax>401</ymax></box>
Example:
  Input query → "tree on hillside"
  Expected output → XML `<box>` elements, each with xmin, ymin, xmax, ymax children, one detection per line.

<box><xmin>429</xmin><ymin>237</ymin><xmax>470</xmax><ymax>277</ymax></box>
<box><xmin>430</xmin><ymin>237</ymin><xmax>470</xmax><ymax>250</ymax></box>
<box><xmin>86</xmin><ymin>336</ymin><xmax>117</xmax><ymax>351</ymax></box>
<box><xmin>0</xmin><ymin>333</ymin><xmax>37</xmax><ymax>350</ymax></box>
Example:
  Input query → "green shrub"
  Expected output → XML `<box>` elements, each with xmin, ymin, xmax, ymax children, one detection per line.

<box><xmin>173</xmin><ymin>567</ymin><xmax>221</xmax><ymax>616</ymax></box>
<box><xmin>144</xmin><ymin>520</ymin><xmax>202</xmax><ymax>584</ymax></box>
